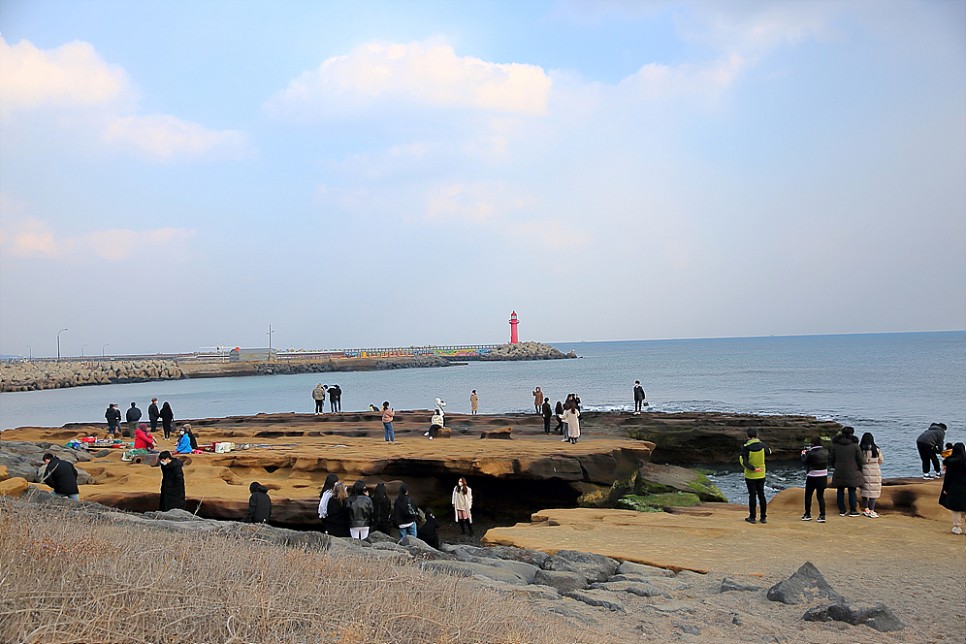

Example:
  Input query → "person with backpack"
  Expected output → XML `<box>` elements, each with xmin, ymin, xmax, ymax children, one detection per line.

<box><xmin>393</xmin><ymin>484</ymin><xmax>419</xmax><ymax>540</ymax></box>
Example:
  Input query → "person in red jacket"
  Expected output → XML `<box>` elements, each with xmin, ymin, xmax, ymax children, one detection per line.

<box><xmin>134</xmin><ymin>423</ymin><xmax>156</xmax><ymax>451</ymax></box>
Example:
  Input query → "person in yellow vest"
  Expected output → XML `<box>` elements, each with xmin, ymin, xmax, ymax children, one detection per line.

<box><xmin>740</xmin><ymin>428</ymin><xmax>772</xmax><ymax>524</ymax></box>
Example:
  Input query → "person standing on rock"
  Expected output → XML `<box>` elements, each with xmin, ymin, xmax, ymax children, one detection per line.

<box><xmin>562</xmin><ymin>405</ymin><xmax>581</xmax><ymax>445</ymax></box>
<box><xmin>452</xmin><ymin>477</ymin><xmax>474</xmax><ymax>535</ymax></box>
<box><xmin>325</xmin><ymin>482</ymin><xmax>350</xmax><ymax>537</ymax></box>
<box><xmin>381</xmin><ymin>402</ymin><xmax>395</xmax><ymax>444</ymax></box>
<box><xmin>859</xmin><ymin>432</ymin><xmax>884</xmax><ymax>518</ymax></box>
<box><xmin>318</xmin><ymin>473</ymin><xmax>339</xmax><ymax>525</ymax></box>
<box><xmin>740</xmin><ymin>428</ymin><xmax>771</xmax><ymax>524</ymax></box>
<box><xmin>829</xmin><ymin>426</ymin><xmax>864</xmax><ymax>517</ymax></box>
<box><xmin>554</xmin><ymin>400</ymin><xmax>565</xmax><ymax>434</ymax></box>
<box><xmin>801</xmin><ymin>436</ymin><xmax>828</xmax><ymax>522</ymax></box>
<box><xmin>393</xmin><ymin>484</ymin><xmax>419</xmax><ymax>541</ymax></box>
<box><xmin>41</xmin><ymin>453</ymin><xmax>79</xmax><ymax>501</ymax></box>
<box><xmin>938</xmin><ymin>442</ymin><xmax>966</xmax><ymax>535</ymax></box>
<box><xmin>312</xmin><ymin>383</ymin><xmax>326</xmax><ymax>415</ymax></box>
<box><xmin>917</xmin><ymin>422</ymin><xmax>946</xmax><ymax>479</ymax></box>
<box><xmin>470</xmin><ymin>390</ymin><xmax>479</xmax><ymax>415</ymax></box>
<box><xmin>105</xmin><ymin>403</ymin><xmax>121</xmax><ymax>438</ymax></box>
<box><xmin>532</xmin><ymin>387</ymin><xmax>543</xmax><ymax>413</ymax></box>
<box><xmin>125</xmin><ymin>402</ymin><xmax>142</xmax><ymax>438</ymax></box>
<box><xmin>245</xmin><ymin>482</ymin><xmax>272</xmax><ymax>524</ymax></box>
<box><xmin>371</xmin><ymin>482</ymin><xmax>393</xmax><ymax>535</ymax></box>
<box><xmin>346</xmin><ymin>480</ymin><xmax>374</xmax><ymax>540</ymax></box>
<box><xmin>541</xmin><ymin>398</ymin><xmax>553</xmax><ymax>434</ymax></box>
<box><xmin>148</xmin><ymin>397</ymin><xmax>160</xmax><ymax>432</ymax></box>
<box><xmin>158</xmin><ymin>451</ymin><xmax>186</xmax><ymax>511</ymax></box>
<box><xmin>633</xmin><ymin>380</ymin><xmax>647</xmax><ymax>413</ymax></box>
<box><xmin>159</xmin><ymin>402</ymin><xmax>174</xmax><ymax>440</ymax></box>
<box><xmin>329</xmin><ymin>385</ymin><xmax>342</xmax><ymax>413</ymax></box>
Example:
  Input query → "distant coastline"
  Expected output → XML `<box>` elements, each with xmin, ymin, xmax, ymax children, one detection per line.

<box><xmin>0</xmin><ymin>341</ymin><xmax>575</xmax><ymax>392</ymax></box>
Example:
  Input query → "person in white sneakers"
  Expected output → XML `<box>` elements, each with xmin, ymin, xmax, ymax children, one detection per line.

<box><xmin>859</xmin><ymin>432</ymin><xmax>884</xmax><ymax>518</ymax></box>
<box><xmin>938</xmin><ymin>443</ymin><xmax>966</xmax><ymax>535</ymax></box>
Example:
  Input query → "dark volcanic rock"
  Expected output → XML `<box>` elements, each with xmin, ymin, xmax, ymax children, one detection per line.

<box><xmin>548</xmin><ymin>549</ymin><xmax>620</xmax><ymax>583</ymax></box>
<box><xmin>766</xmin><ymin>562</ymin><xmax>845</xmax><ymax>605</ymax></box>
<box><xmin>802</xmin><ymin>602</ymin><xmax>905</xmax><ymax>632</ymax></box>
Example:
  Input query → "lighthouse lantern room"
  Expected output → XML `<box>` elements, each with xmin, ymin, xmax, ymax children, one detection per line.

<box><xmin>509</xmin><ymin>311</ymin><xmax>520</xmax><ymax>344</ymax></box>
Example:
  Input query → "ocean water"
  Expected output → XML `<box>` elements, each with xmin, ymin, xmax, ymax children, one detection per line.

<box><xmin>2</xmin><ymin>332</ymin><xmax>963</xmax><ymax>499</ymax></box>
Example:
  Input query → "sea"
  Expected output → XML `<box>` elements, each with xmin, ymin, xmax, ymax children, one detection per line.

<box><xmin>2</xmin><ymin>331</ymin><xmax>963</xmax><ymax>502</ymax></box>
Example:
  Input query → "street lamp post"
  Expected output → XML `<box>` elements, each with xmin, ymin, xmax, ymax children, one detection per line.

<box><xmin>81</xmin><ymin>344</ymin><xmax>88</xmax><ymax>357</ymax></box>
<box><xmin>57</xmin><ymin>328</ymin><xmax>68</xmax><ymax>361</ymax></box>
<box><xmin>26</xmin><ymin>345</ymin><xmax>32</xmax><ymax>361</ymax></box>
<box><xmin>102</xmin><ymin>344</ymin><xmax>110</xmax><ymax>357</ymax></box>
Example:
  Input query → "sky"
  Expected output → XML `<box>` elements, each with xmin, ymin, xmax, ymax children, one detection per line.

<box><xmin>0</xmin><ymin>0</ymin><xmax>964</xmax><ymax>357</ymax></box>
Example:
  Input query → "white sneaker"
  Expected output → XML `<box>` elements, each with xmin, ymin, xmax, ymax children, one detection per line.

<box><xmin>923</xmin><ymin>473</ymin><xmax>933</xmax><ymax>479</ymax></box>
<box><xmin>953</xmin><ymin>526</ymin><xmax>963</xmax><ymax>535</ymax></box>
<box><xmin>428</xmin><ymin>436</ymin><xmax>433</xmax><ymax>440</ymax></box>
<box><xmin>868</xmin><ymin>511</ymin><xmax>879</xmax><ymax>518</ymax></box>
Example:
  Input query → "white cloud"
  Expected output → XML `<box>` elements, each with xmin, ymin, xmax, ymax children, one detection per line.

<box><xmin>619</xmin><ymin>52</ymin><xmax>747</xmax><ymax>100</ymax></box>
<box><xmin>266</xmin><ymin>39</ymin><xmax>552</xmax><ymax>119</ymax></box>
<box><xmin>0</xmin><ymin>36</ymin><xmax>130</xmax><ymax>116</ymax></box>
<box><xmin>0</xmin><ymin>218</ymin><xmax>196</xmax><ymax>262</ymax></box>
<box><xmin>105</xmin><ymin>114</ymin><xmax>248</xmax><ymax>162</ymax></box>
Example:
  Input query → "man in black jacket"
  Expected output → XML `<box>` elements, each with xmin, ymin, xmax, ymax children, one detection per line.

<box><xmin>41</xmin><ymin>453</ymin><xmax>79</xmax><ymax>501</ymax></box>
<box><xmin>105</xmin><ymin>403</ymin><xmax>121</xmax><ymax>437</ymax></box>
<box><xmin>125</xmin><ymin>402</ymin><xmax>142</xmax><ymax>437</ymax></box>
<box><xmin>148</xmin><ymin>398</ymin><xmax>160</xmax><ymax>432</ymax></box>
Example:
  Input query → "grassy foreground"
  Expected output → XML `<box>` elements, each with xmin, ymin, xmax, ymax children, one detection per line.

<box><xmin>0</xmin><ymin>497</ymin><xmax>578</xmax><ymax>643</ymax></box>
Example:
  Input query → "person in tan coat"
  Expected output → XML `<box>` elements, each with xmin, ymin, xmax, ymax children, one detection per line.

<box><xmin>859</xmin><ymin>432</ymin><xmax>884</xmax><ymax>518</ymax></box>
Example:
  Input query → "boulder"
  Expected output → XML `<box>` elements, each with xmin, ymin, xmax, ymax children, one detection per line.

<box><xmin>420</xmin><ymin>560</ymin><xmax>528</xmax><ymax>585</ymax></box>
<box><xmin>589</xmin><ymin>580</ymin><xmax>671</xmax><ymax>599</ymax></box>
<box><xmin>0</xmin><ymin>477</ymin><xmax>30</xmax><ymax>497</ymax></box>
<box><xmin>635</xmin><ymin>463</ymin><xmax>728</xmax><ymax>502</ymax></box>
<box><xmin>766</xmin><ymin>562</ymin><xmax>845</xmax><ymax>605</ymax></box>
<box><xmin>563</xmin><ymin>589</ymin><xmax>626</xmax><ymax>612</ymax></box>
<box><xmin>532</xmin><ymin>569</ymin><xmax>587</xmax><ymax>595</ymax></box>
<box><xmin>719</xmin><ymin>577</ymin><xmax>761</xmax><ymax>593</ymax></box>
<box><xmin>616</xmin><ymin>560</ymin><xmax>675</xmax><ymax>578</ymax></box>
<box><xmin>802</xmin><ymin>602</ymin><xmax>905</xmax><ymax>632</ymax></box>
<box><xmin>441</xmin><ymin>543</ymin><xmax>551</xmax><ymax>569</ymax></box>
<box><xmin>548</xmin><ymin>549</ymin><xmax>620</xmax><ymax>583</ymax></box>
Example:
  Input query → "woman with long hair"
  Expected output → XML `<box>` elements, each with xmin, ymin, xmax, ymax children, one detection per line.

<box><xmin>554</xmin><ymin>401</ymin><xmax>565</xmax><ymax>435</ymax></box>
<box><xmin>317</xmin><ymin>473</ymin><xmax>339</xmax><ymax>526</ymax></box>
<box><xmin>938</xmin><ymin>442</ymin><xmax>966</xmax><ymax>535</ymax></box>
<box><xmin>371</xmin><ymin>482</ymin><xmax>393</xmax><ymax>535</ymax></box>
<box><xmin>159</xmin><ymin>402</ymin><xmax>174</xmax><ymax>440</ymax></box>
<box><xmin>381</xmin><ymin>402</ymin><xmax>395</xmax><ymax>444</ymax></box>
<box><xmin>859</xmin><ymin>432</ymin><xmax>884</xmax><ymax>518</ymax></box>
<box><xmin>451</xmin><ymin>477</ymin><xmax>474</xmax><ymax>535</ymax></box>
<box><xmin>393</xmin><ymin>483</ymin><xmax>419</xmax><ymax>541</ymax></box>
<box><xmin>324</xmin><ymin>482</ymin><xmax>350</xmax><ymax>537</ymax></box>
<box><xmin>345</xmin><ymin>480</ymin><xmax>373</xmax><ymax>540</ymax></box>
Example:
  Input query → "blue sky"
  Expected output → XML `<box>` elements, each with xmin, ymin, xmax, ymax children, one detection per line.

<box><xmin>1</xmin><ymin>0</ymin><xmax>963</xmax><ymax>357</ymax></box>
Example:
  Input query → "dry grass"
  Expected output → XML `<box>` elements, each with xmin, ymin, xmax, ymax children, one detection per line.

<box><xmin>0</xmin><ymin>497</ymin><xmax>581</xmax><ymax>643</ymax></box>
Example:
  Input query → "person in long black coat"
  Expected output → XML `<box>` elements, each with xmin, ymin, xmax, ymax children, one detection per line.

<box><xmin>159</xmin><ymin>402</ymin><xmax>175</xmax><ymax>440</ymax></box>
<box><xmin>158</xmin><ymin>451</ymin><xmax>186</xmax><ymax>511</ymax></box>
<box><xmin>938</xmin><ymin>442</ymin><xmax>966</xmax><ymax>535</ymax></box>
<box><xmin>245</xmin><ymin>481</ymin><xmax>272</xmax><ymax>523</ymax></box>
<box><xmin>324</xmin><ymin>482</ymin><xmax>350</xmax><ymax>537</ymax></box>
<box><xmin>371</xmin><ymin>482</ymin><xmax>393</xmax><ymax>535</ymax></box>
<box><xmin>829</xmin><ymin>426</ymin><xmax>863</xmax><ymax>516</ymax></box>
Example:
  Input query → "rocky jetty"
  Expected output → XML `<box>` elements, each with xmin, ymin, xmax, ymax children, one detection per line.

<box><xmin>480</xmin><ymin>341</ymin><xmax>576</xmax><ymax>361</ymax></box>
<box><xmin>0</xmin><ymin>359</ymin><xmax>185</xmax><ymax>392</ymax></box>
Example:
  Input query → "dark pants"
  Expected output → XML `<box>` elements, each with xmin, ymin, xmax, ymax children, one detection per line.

<box><xmin>804</xmin><ymin>476</ymin><xmax>827</xmax><ymax>517</ymax></box>
<box><xmin>150</xmin><ymin>418</ymin><xmax>158</xmax><ymax>432</ymax></box>
<box><xmin>315</xmin><ymin>400</ymin><xmax>324</xmax><ymax>413</ymax></box>
<box><xmin>917</xmin><ymin>442</ymin><xmax>941</xmax><ymax>474</ymax></box>
<box><xmin>162</xmin><ymin>420</ymin><xmax>172</xmax><ymax>439</ymax></box>
<box><xmin>745</xmin><ymin>478</ymin><xmax>766</xmax><ymax>519</ymax></box>
<box><xmin>332</xmin><ymin>399</ymin><xmax>340</xmax><ymax>412</ymax></box>
<box><xmin>634</xmin><ymin>399</ymin><xmax>644</xmax><ymax>412</ymax></box>
<box><xmin>543</xmin><ymin>417</ymin><xmax>551</xmax><ymax>434</ymax></box>
<box><xmin>836</xmin><ymin>487</ymin><xmax>858</xmax><ymax>514</ymax></box>
<box><xmin>555</xmin><ymin>418</ymin><xmax>564</xmax><ymax>434</ymax></box>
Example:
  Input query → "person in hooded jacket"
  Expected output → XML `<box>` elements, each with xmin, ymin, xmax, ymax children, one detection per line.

<box><xmin>370</xmin><ymin>482</ymin><xmax>393</xmax><ymax>535</ymax></box>
<box><xmin>345</xmin><ymin>480</ymin><xmax>374</xmax><ymax>539</ymax></box>
<box><xmin>801</xmin><ymin>436</ymin><xmax>828</xmax><ymax>522</ymax></box>
<box><xmin>245</xmin><ymin>481</ymin><xmax>272</xmax><ymax>523</ymax></box>
<box><xmin>158</xmin><ymin>451</ymin><xmax>186</xmax><ymax>511</ymax></box>
<box><xmin>917</xmin><ymin>422</ymin><xmax>947</xmax><ymax>479</ymax></box>
<box><xmin>938</xmin><ymin>442</ymin><xmax>966</xmax><ymax>535</ymax></box>
<box><xmin>739</xmin><ymin>428</ymin><xmax>772</xmax><ymax>524</ymax></box>
<box><xmin>393</xmin><ymin>484</ymin><xmax>419</xmax><ymax>540</ymax></box>
<box><xmin>41</xmin><ymin>453</ymin><xmax>79</xmax><ymax>500</ymax></box>
<box><xmin>134</xmin><ymin>423</ymin><xmax>156</xmax><ymax>451</ymax></box>
<box><xmin>829</xmin><ymin>426</ymin><xmax>864</xmax><ymax>517</ymax></box>
<box><xmin>324</xmin><ymin>482</ymin><xmax>350</xmax><ymax>537</ymax></box>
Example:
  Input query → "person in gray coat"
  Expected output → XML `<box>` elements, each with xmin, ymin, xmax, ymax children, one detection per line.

<box><xmin>829</xmin><ymin>426</ymin><xmax>864</xmax><ymax>517</ymax></box>
<box><xmin>916</xmin><ymin>422</ymin><xmax>946</xmax><ymax>479</ymax></box>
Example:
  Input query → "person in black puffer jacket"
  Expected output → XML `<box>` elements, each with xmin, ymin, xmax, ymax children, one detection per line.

<box><xmin>829</xmin><ymin>427</ymin><xmax>863</xmax><ymax>517</ymax></box>
<box><xmin>801</xmin><ymin>436</ymin><xmax>829</xmax><ymax>521</ymax></box>
<box><xmin>41</xmin><ymin>453</ymin><xmax>79</xmax><ymax>500</ymax></box>
<box><xmin>938</xmin><ymin>443</ymin><xmax>966</xmax><ymax>535</ymax></box>
<box><xmin>345</xmin><ymin>480</ymin><xmax>374</xmax><ymax>540</ymax></box>
<box><xmin>245</xmin><ymin>481</ymin><xmax>272</xmax><ymax>523</ymax></box>
<box><xmin>370</xmin><ymin>482</ymin><xmax>393</xmax><ymax>536</ymax></box>
<box><xmin>917</xmin><ymin>422</ymin><xmax>947</xmax><ymax>479</ymax></box>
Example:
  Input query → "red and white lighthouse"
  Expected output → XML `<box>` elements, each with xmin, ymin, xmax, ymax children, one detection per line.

<box><xmin>508</xmin><ymin>311</ymin><xmax>520</xmax><ymax>344</ymax></box>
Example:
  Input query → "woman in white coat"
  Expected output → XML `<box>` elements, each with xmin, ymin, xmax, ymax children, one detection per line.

<box><xmin>562</xmin><ymin>406</ymin><xmax>581</xmax><ymax>444</ymax></box>
<box><xmin>452</xmin><ymin>477</ymin><xmax>474</xmax><ymax>535</ymax></box>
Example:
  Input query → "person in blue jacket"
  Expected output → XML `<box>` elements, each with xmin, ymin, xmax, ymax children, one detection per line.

<box><xmin>174</xmin><ymin>426</ymin><xmax>193</xmax><ymax>454</ymax></box>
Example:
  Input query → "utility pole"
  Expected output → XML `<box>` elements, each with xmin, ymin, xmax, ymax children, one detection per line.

<box><xmin>26</xmin><ymin>345</ymin><xmax>31</xmax><ymax>361</ymax></box>
<box><xmin>267</xmin><ymin>324</ymin><xmax>274</xmax><ymax>359</ymax></box>
<box><xmin>57</xmin><ymin>328</ymin><xmax>68</xmax><ymax>361</ymax></box>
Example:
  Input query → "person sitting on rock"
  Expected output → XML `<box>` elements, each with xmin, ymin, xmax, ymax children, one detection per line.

<box><xmin>134</xmin><ymin>423</ymin><xmax>156</xmax><ymax>451</ymax></box>
<box><xmin>184</xmin><ymin>424</ymin><xmax>199</xmax><ymax>451</ymax></box>
<box><xmin>174</xmin><ymin>427</ymin><xmax>193</xmax><ymax>454</ymax></box>
<box><xmin>41</xmin><ymin>453</ymin><xmax>79</xmax><ymax>501</ymax></box>
<box><xmin>244</xmin><ymin>481</ymin><xmax>272</xmax><ymax>524</ymax></box>
<box><xmin>425</xmin><ymin>408</ymin><xmax>444</xmax><ymax>439</ymax></box>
